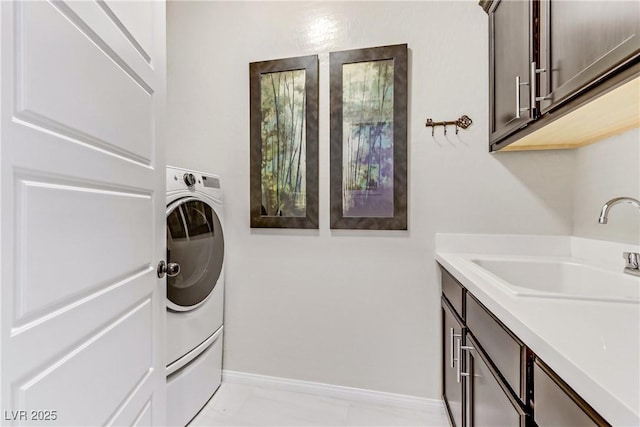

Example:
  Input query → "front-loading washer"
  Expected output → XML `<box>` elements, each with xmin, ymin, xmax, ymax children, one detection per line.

<box><xmin>165</xmin><ymin>166</ymin><xmax>225</xmax><ymax>427</ymax></box>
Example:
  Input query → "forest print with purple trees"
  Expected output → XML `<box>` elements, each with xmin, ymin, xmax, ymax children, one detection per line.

<box><xmin>342</xmin><ymin>59</ymin><xmax>394</xmax><ymax>217</ymax></box>
<box><xmin>260</xmin><ymin>70</ymin><xmax>306</xmax><ymax>217</ymax></box>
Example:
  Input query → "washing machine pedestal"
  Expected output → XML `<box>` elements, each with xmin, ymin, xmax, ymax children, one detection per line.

<box><xmin>166</xmin><ymin>326</ymin><xmax>223</xmax><ymax>426</ymax></box>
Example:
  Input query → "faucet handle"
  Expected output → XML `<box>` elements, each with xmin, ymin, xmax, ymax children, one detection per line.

<box><xmin>623</xmin><ymin>252</ymin><xmax>640</xmax><ymax>269</ymax></box>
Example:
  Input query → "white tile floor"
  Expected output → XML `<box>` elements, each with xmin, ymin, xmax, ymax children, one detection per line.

<box><xmin>189</xmin><ymin>382</ymin><xmax>449</xmax><ymax>427</ymax></box>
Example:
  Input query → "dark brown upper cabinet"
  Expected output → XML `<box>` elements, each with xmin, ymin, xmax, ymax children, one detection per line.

<box><xmin>489</xmin><ymin>0</ymin><xmax>535</xmax><ymax>143</ymax></box>
<box><xmin>482</xmin><ymin>0</ymin><xmax>640</xmax><ymax>152</ymax></box>
<box><xmin>538</xmin><ymin>1</ymin><xmax>640</xmax><ymax>114</ymax></box>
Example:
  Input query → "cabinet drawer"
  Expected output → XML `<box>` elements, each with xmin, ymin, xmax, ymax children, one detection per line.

<box><xmin>466</xmin><ymin>293</ymin><xmax>524</xmax><ymax>399</ymax></box>
<box><xmin>440</xmin><ymin>265</ymin><xmax>465</xmax><ymax>318</ymax></box>
<box><xmin>534</xmin><ymin>358</ymin><xmax>609</xmax><ymax>427</ymax></box>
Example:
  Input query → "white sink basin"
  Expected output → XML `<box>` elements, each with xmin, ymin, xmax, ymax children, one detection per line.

<box><xmin>471</xmin><ymin>258</ymin><xmax>640</xmax><ymax>303</ymax></box>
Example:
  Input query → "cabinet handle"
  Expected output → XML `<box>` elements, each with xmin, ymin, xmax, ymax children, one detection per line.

<box><xmin>455</xmin><ymin>338</ymin><xmax>462</xmax><ymax>383</ymax></box>
<box><xmin>455</xmin><ymin>340</ymin><xmax>476</xmax><ymax>383</ymax></box>
<box><xmin>450</xmin><ymin>328</ymin><xmax>462</xmax><ymax>368</ymax></box>
<box><xmin>515</xmin><ymin>75</ymin><xmax>530</xmax><ymax>119</ymax></box>
<box><xmin>532</xmin><ymin>61</ymin><xmax>551</xmax><ymax>103</ymax></box>
<box><xmin>457</xmin><ymin>343</ymin><xmax>476</xmax><ymax>382</ymax></box>
<box><xmin>530</xmin><ymin>62</ymin><xmax>537</xmax><ymax>112</ymax></box>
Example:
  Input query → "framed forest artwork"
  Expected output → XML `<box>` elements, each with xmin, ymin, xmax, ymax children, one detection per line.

<box><xmin>250</xmin><ymin>55</ymin><xmax>319</xmax><ymax>228</ymax></box>
<box><xmin>329</xmin><ymin>44</ymin><xmax>408</xmax><ymax>230</ymax></box>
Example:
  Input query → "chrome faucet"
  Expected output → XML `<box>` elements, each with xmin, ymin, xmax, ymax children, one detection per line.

<box><xmin>598</xmin><ymin>197</ymin><xmax>640</xmax><ymax>224</ymax></box>
<box><xmin>623</xmin><ymin>252</ymin><xmax>640</xmax><ymax>277</ymax></box>
<box><xmin>598</xmin><ymin>197</ymin><xmax>640</xmax><ymax>277</ymax></box>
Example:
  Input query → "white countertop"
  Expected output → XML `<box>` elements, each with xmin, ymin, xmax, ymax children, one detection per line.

<box><xmin>436</xmin><ymin>234</ymin><xmax>640</xmax><ymax>426</ymax></box>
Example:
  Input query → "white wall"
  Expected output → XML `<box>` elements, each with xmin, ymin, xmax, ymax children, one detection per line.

<box><xmin>166</xmin><ymin>1</ymin><xmax>575</xmax><ymax>399</ymax></box>
<box><xmin>572</xmin><ymin>128</ymin><xmax>640</xmax><ymax>244</ymax></box>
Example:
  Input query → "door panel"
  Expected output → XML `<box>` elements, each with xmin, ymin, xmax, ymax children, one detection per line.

<box><xmin>442</xmin><ymin>301</ymin><xmax>464</xmax><ymax>427</ymax></box>
<box><xmin>15</xmin><ymin>300</ymin><xmax>152</xmax><ymax>426</ymax></box>
<box><xmin>539</xmin><ymin>0</ymin><xmax>640</xmax><ymax>112</ymax></box>
<box><xmin>14</xmin><ymin>177</ymin><xmax>152</xmax><ymax>325</ymax></box>
<box><xmin>467</xmin><ymin>336</ymin><xmax>526</xmax><ymax>427</ymax></box>
<box><xmin>17</xmin><ymin>1</ymin><xmax>153</xmax><ymax>164</ymax></box>
<box><xmin>130</xmin><ymin>401</ymin><xmax>153</xmax><ymax>427</ymax></box>
<box><xmin>1</xmin><ymin>1</ymin><xmax>166</xmax><ymax>425</ymax></box>
<box><xmin>103</xmin><ymin>0</ymin><xmax>153</xmax><ymax>62</ymax></box>
<box><xmin>534</xmin><ymin>359</ymin><xmax>604</xmax><ymax>426</ymax></box>
<box><xmin>489</xmin><ymin>0</ymin><xmax>534</xmax><ymax>143</ymax></box>
<box><xmin>61</xmin><ymin>0</ymin><xmax>154</xmax><ymax>82</ymax></box>
<box><xmin>8</xmin><ymin>268</ymin><xmax>154</xmax><ymax>380</ymax></box>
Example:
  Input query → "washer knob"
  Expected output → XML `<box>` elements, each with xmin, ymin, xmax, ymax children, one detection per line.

<box><xmin>183</xmin><ymin>173</ymin><xmax>196</xmax><ymax>187</ymax></box>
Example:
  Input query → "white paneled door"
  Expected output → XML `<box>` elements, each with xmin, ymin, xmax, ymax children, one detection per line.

<box><xmin>0</xmin><ymin>1</ymin><xmax>166</xmax><ymax>425</ymax></box>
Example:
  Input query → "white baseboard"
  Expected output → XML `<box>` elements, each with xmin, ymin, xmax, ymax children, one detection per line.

<box><xmin>222</xmin><ymin>370</ymin><xmax>444</xmax><ymax>411</ymax></box>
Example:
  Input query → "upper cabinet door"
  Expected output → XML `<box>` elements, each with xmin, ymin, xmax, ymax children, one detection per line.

<box><xmin>538</xmin><ymin>0</ymin><xmax>640</xmax><ymax>113</ymax></box>
<box><xmin>489</xmin><ymin>0</ymin><xmax>535</xmax><ymax>143</ymax></box>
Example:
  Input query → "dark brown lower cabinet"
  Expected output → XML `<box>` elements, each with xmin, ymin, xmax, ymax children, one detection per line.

<box><xmin>442</xmin><ymin>298</ymin><xmax>464</xmax><ymax>427</ymax></box>
<box><xmin>442</xmin><ymin>296</ymin><xmax>527</xmax><ymax>427</ymax></box>
<box><xmin>440</xmin><ymin>263</ymin><xmax>610</xmax><ymax>427</ymax></box>
<box><xmin>464</xmin><ymin>334</ymin><xmax>527</xmax><ymax>427</ymax></box>
<box><xmin>534</xmin><ymin>358</ymin><xmax>610</xmax><ymax>427</ymax></box>
<box><xmin>441</xmin><ymin>265</ymin><xmax>528</xmax><ymax>427</ymax></box>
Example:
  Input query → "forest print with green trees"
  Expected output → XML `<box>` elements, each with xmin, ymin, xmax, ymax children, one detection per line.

<box><xmin>260</xmin><ymin>69</ymin><xmax>306</xmax><ymax>217</ymax></box>
<box><xmin>342</xmin><ymin>59</ymin><xmax>394</xmax><ymax>218</ymax></box>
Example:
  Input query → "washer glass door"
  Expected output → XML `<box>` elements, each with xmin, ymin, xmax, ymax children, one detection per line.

<box><xmin>166</xmin><ymin>197</ymin><xmax>224</xmax><ymax>311</ymax></box>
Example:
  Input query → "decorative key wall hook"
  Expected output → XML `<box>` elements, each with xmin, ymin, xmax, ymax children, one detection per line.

<box><xmin>425</xmin><ymin>115</ymin><xmax>473</xmax><ymax>136</ymax></box>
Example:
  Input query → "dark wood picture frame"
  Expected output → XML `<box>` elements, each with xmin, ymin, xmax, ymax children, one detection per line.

<box><xmin>329</xmin><ymin>44</ymin><xmax>408</xmax><ymax>230</ymax></box>
<box><xmin>250</xmin><ymin>55</ymin><xmax>319</xmax><ymax>228</ymax></box>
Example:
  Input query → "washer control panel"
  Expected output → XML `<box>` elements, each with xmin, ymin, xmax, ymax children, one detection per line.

<box><xmin>166</xmin><ymin>167</ymin><xmax>223</xmax><ymax>200</ymax></box>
